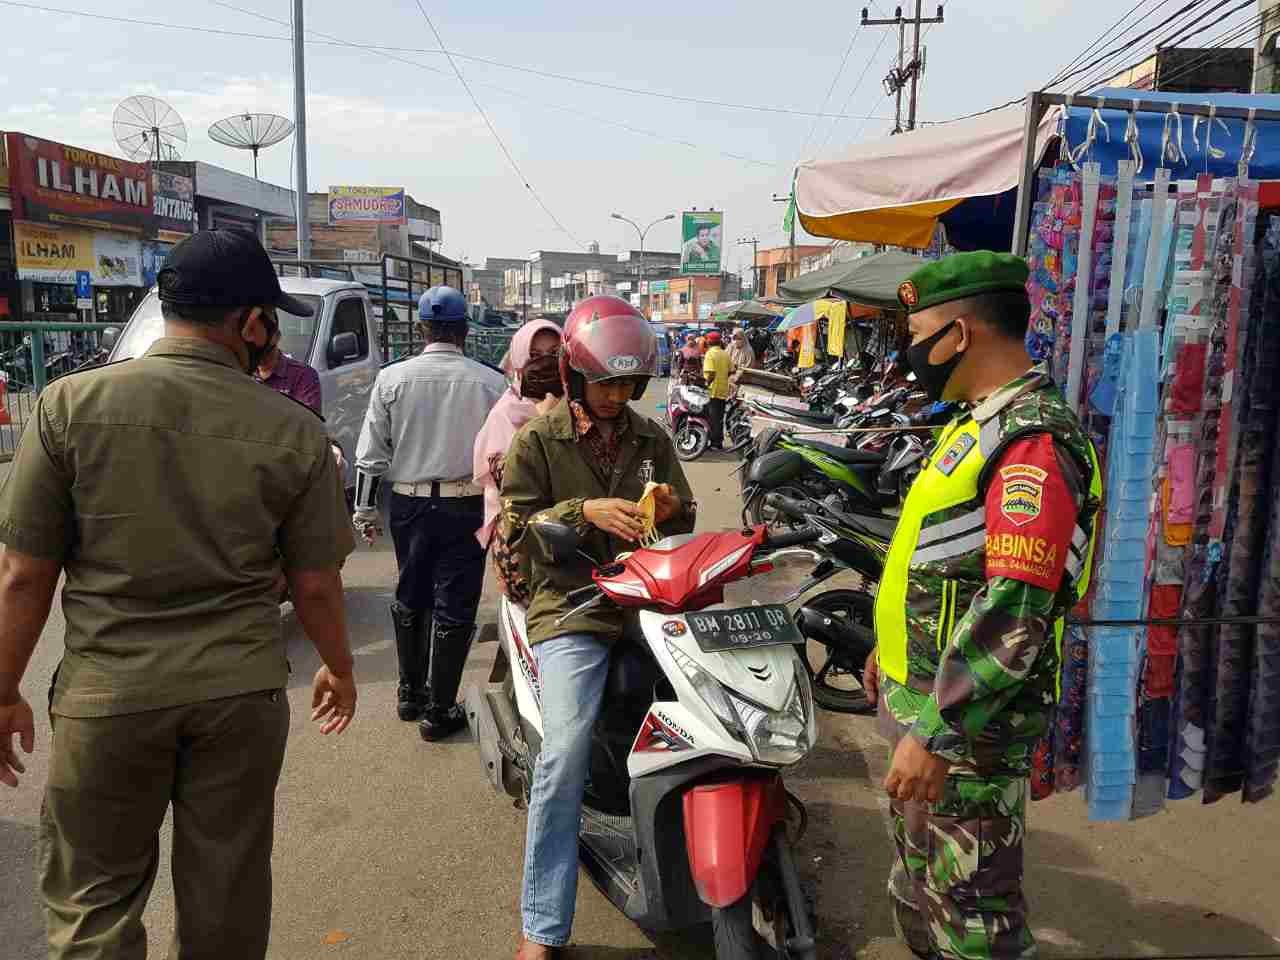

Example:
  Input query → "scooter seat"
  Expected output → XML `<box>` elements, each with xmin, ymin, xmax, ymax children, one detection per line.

<box><xmin>803</xmin><ymin>439</ymin><xmax>886</xmax><ymax>466</ymax></box>
<box><xmin>754</xmin><ymin>401</ymin><xmax>835</xmax><ymax>425</ymax></box>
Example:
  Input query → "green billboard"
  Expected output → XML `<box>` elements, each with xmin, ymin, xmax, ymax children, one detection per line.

<box><xmin>680</xmin><ymin>211</ymin><xmax>723</xmax><ymax>275</ymax></box>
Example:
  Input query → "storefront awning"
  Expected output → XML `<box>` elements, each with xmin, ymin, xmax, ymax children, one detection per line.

<box><xmin>795</xmin><ymin>106</ymin><xmax>1059</xmax><ymax>250</ymax></box>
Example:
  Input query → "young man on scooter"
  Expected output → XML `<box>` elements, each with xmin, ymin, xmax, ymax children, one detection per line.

<box><xmin>493</xmin><ymin>296</ymin><xmax>697</xmax><ymax>959</ymax></box>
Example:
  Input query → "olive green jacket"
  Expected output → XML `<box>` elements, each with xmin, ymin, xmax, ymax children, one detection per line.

<box><xmin>499</xmin><ymin>397</ymin><xmax>696</xmax><ymax>644</ymax></box>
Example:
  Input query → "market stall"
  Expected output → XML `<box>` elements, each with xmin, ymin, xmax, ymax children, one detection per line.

<box><xmin>796</xmin><ymin>89</ymin><xmax>1280</xmax><ymax>819</ymax></box>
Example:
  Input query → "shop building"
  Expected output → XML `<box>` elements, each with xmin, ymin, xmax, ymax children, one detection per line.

<box><xmin>154</xmin><ymin>160</ymin><xmax>294</xmax><ymax>242</ymax></box>
<box><xmin>647</xmin><ymin>273</ymin><xmax>742</xmax><ymax>324</ymax></box>
<box><xmin>754</xmin><ymin>244</ymin><xmax>831</xmax><ymax>299</ymax></box>
<box><xmin>2</xmin><ymin>131</ymin><xmax>196</xmax><ymax>332</ymax></box>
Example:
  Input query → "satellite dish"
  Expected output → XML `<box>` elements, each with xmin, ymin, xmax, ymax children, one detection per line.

<box><xmin>208</xmin><ymin>113</ymin><xmax>295</xmax><ymax>179</ymax></box>
<box><xmin>113</xmin><ymin>95</ymin><xmax>187</xmax><ymax>162</ymax></box>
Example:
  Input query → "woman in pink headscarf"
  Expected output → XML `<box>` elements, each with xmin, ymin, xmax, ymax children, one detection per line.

<box><xmin>473</xmin><ymin>320</ymin><xmax>564</xmax><ymax>572</ymax></box>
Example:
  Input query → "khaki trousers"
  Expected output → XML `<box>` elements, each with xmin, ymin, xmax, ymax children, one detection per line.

<box><xmin>39</xmin><ymin>689</ymin><xmax>290</xmax><ymax>960</ymax></box>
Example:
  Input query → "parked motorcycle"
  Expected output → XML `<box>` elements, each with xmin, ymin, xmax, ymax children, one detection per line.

<box><xmin>466</xmin><ymin>518</ymin><xmax>825</xmax><ymax>959</ymax></box>
<box><xmin>758</xmin><ymin>493</ymin><xmax>894</xmax><ymax>716</ymax></box>
<box><xmin>666</xmin><ymin>380</ymin><xmax>752</xmax><ymax>461</ymax></box>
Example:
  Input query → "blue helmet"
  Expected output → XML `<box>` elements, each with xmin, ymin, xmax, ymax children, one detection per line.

<box><xmin>419</xmin><ymin>285</ymin><xmax>468</xmax><ymax>324</ymax></box>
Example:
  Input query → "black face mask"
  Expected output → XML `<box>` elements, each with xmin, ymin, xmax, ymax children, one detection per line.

<box><xmin>241</xmin><ymin>308</ymin><xmax>278</xmax><ymax>375</ymax></box>
<box><xmin>905</xmin><ymin>320</ymin><xmax>964</xmax><ymax>402</ymax></box>
<box><xmin>520</xmin><ymin>355</ymin><xmax>564</xmax><ymax>400</ymax></box>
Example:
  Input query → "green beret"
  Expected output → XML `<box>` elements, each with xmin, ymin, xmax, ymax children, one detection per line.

<box><xmin>897</xmin><ymin>251</ymin><xmax>1030</xmax><ymax>313</ymax></box>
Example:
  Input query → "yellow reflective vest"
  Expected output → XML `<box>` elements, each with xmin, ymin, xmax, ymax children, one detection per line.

<box><xmin>875</xmin><ymin>384</ymin><xmax>1102</xmax><ymax>690</ymax></box>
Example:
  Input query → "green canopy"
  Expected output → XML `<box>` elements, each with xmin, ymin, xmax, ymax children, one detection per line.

<box><xmin>776</xmin><ymin>250</ymin><xmax>922</xmax><ymax>310</ymax></box>
<box><xmin>708</xmin><ymin>299</ymin><xmax>781</xmax><ymax>323</ymax></box>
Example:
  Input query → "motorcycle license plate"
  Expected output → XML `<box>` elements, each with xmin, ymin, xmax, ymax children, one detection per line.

<box><xmin>686</xmin><ymin>604</ymin><xmax>803</xmax><ymax>653</ymax></box>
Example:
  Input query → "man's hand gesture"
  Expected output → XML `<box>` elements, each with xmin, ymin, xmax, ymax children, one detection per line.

<box><xmin>311</xmin><ymin>666</ymin><xmax>357</xmax><ymax>736</ymax></box>
<box><xmin>0</xmin><ymin>697</ymin><xmax>35</xmax><ymax>788</ymax></box>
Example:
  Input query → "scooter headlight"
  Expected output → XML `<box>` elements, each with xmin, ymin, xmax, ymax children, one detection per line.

<box><xmin>666</xmin><ymin>639</ymin><xmax>815</xmax><ymax>766</ymax></box>
<box><xmin>726</xmin><ymin>666</ymin><xmax>815</xmax><ymax>766</ymax></box>
<box><xmin>665</xmin><ymin>639</ymin><xmax>749</xmax><ymax>745</ymax></box>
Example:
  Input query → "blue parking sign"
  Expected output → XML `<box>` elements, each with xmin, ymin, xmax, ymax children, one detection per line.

<box><xmin>75</xmin><ymin>271</ymin><xmax>92</xmax><ymax>298</ymax></box>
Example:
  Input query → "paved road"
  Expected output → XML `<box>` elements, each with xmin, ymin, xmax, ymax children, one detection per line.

<box><xmin>3</xmin><ymin>385</ymin><xmax>1279</xmax><ymax>959</ymax></box>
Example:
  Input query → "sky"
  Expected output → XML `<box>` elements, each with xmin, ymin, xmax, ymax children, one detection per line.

<box><xmin>0</xmin><ymin>0</ymin><xmax>1253</xmax><ymax>277</ymax></box>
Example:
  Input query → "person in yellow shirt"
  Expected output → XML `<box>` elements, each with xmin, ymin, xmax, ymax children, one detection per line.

<box><xmin>701</xmin><ymin>330</ymin><xmax>732</xmax><ymax>449</ymax></box>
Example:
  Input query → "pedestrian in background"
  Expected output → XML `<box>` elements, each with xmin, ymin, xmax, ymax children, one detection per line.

<box><xmin>0</xmin><ymin>230</ymin><xmax>357</xmax><ymax>960</ymax></box>
<box><xmin>473</xmin><ymin>319</ymin><xmax>563</xmax><ymax>600</ymax></box>
<box><xmin>254</xmin><ymin>323</ymin><xmax>322</xmax><ymax>415</ymax></box>
<box><xmin>352</xmin><ymin>285</ymin><xmax>506</xmax><ymax>740</ymax></box>
<box><xmin>701</xmin><ymin>330</ymin><xmax>731</xmax><ymax>449</ymax></box>
<box><xmin>728</xmin><ymin>327</ymin><xmax>755</xmax><ymax>371</ymax></box>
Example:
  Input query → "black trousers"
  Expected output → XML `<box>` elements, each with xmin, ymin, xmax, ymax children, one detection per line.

<box><xmin>707</xmin><ymin>397</ymin><xmax>726</xmax><ymax>447</ymax></box>
<box><xmin>388</xmin><ymin>493</ymin><xmax>486</xmax><ymax>627</ymax></box>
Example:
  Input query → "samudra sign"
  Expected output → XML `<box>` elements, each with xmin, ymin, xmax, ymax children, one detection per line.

<box><xmin>327</xmin><ymin>185</ymin><xmax>407</xmax><ymax>225</ymax></box>
<box><xmin>4</xmin><ymin>133</ymin><xmax>150</xmax><ymax>232</ymax></box>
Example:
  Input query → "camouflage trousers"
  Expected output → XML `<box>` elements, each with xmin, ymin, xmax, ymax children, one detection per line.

<box><xmin>888</xmin><ymin>774</ymin><xmax>1035</xmax><ymax>960</ymax></box>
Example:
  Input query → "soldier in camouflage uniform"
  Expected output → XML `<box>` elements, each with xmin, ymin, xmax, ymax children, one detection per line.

<box><xmin>863</xmin><ymin>252</ymin><xmax>1102</xmax><ymax>960</ymax></box>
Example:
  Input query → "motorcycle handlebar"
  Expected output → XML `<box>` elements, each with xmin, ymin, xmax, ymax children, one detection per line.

<box><xmin>566</xmin><ymin>584</ymin><xmax>601</xmax><ymax>606</ymax></box>
<box><xmin>763</xmin><ymin>526</ymin><xmax>822</xmax><ymax>550</ymax></box>
<box><xmin>764</xmin><ymin>492</ymin><xmax>814</xmax><ymax>521</ymax></box>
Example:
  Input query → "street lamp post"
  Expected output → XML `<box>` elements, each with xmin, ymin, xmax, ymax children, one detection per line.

<box><xmin>611</xmin><ymin>212</ymin><xmax>674</xmax><ymax>316</ymax></box>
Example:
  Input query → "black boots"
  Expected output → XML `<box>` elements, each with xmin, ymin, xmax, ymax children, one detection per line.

<box><xmin>419</xmin><ymin>622</ymin><xmax>475</xmax><ymax>741</ymax></box>
<box><xmin>390</xmin><ymin>602</ymin><xmax>431</xmax><ymax>722</ymax></box>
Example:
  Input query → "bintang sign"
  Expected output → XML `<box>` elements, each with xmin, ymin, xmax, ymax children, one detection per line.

<box><xmin>4</xmin><ymin>132</ymin><xmax>150</xmax><ymax>233</ymax></box>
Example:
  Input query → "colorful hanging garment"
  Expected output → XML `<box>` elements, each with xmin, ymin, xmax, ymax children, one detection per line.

<box><xmin>1244</xmin><ymin>213</ymin><xmax>1280</xmax><ymax>803</ymax></box>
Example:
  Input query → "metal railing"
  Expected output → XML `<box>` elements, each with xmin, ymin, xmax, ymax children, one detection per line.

<box><xmin>0</xmin><ymin>322</ymin><xmax>119</xmax><ymax>458</ymax></box>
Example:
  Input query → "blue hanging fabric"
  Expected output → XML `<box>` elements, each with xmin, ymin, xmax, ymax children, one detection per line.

<box><xmin>1087</xmin><ymin>328</ymin><xmax>1160</xmax><ymax>821</ymax></box>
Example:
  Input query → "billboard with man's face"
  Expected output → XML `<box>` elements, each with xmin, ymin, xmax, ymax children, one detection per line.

<box><xmin>680</xmin><ymin>211</ymin><xmax>722</xmax><ymax>275</ymax></box>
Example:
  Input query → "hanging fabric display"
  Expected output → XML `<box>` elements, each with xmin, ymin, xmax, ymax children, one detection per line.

<box><xmin>1245</xmin><ymin>213</ymin><xmax>1280</xmax><ymax>803</ymax></box>
<box><xmin>1203</xmin><ymin>177</ymin><xmax>1263</xmax><ymax>804</ymax></box>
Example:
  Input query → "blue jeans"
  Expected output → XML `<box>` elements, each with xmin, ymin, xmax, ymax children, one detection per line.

<box><xmin>521</xmin><ymin>633</ymin><xmax>611</xmax><ymax>947</ymax></box>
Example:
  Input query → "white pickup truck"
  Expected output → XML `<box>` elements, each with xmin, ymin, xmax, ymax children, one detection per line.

<box><xmin>104</xmin><ymin>277</ymin><xmax>381</xmax><ymax>494</ymax></box>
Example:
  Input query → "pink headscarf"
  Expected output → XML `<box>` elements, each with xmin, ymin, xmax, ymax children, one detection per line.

<box><xmin>474</xmin><ymin>319</ymin><xmax>563</xmax><ymax>547</ymax></box>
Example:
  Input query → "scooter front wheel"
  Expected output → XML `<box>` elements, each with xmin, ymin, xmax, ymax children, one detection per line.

<box><xmin>711</xmin><ymin>893</ymin><xmax>759</xmax><ymax>959</ymax></box>
<box><xmin>673</xmin><ymin>420</ymin><xmax>710</xmax><ymax>461</ymax></box>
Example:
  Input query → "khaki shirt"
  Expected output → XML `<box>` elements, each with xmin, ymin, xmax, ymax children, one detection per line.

<box><xmin>0</xmin><ymin>337</ymin><xmax>355</xmax><ymax>718</ymax></box>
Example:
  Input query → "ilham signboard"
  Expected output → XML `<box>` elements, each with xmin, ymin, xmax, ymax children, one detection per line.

<box><xmin>4</xmin><ymin>132</ymin><xmax>151</xmax><ymax>233</ymax></box>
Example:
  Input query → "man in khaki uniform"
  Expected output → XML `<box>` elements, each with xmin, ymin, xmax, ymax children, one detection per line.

<box><xmin>0</xmin><ymin>230</ymin><xmax>358</xmax><ymax>960</ymax></box>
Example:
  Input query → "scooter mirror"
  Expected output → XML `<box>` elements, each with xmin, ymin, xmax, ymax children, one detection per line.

<box><xmin>532</xmin><ymin>519</ymin><xmax>584</xmax><ymax>564</ymax></box>
<box><xmin>905</xmin><ymin>371</ymin><xmax>917</xmax><ymax>382</ymax></box>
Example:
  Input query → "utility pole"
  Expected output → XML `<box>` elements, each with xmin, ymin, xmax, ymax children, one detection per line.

<box><xmin>772</xmin><ymin>193</ymin><xmax>796</xmax><ymax>287</ymax></box>
<box><xmin>737</xmin><ymin>237</ymin><xmax>760</xmax><ymax>296</ymax></box>
<box><xmin>291</xmin><ymin>0</ymin><xmax>310</xmax><ymax>261</ymax></box>
<box><xmin>862</xmin><ymin>4</ymin><xmax>943</xmax><ymax>133</ymax></box>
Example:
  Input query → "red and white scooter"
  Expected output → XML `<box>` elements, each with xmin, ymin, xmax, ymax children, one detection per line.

<box><xmin>466</xmin><ymin>520</ymin><xmax>825</xmax><ymax>959</ymax></box>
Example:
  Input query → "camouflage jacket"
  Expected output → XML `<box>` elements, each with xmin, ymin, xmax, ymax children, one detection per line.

<box><xmin>882</xmin><ymin>365</ymin><xmax>1098</xmax><ymax>773</ymax></box>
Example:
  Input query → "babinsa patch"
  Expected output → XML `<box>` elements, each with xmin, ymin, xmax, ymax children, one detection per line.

<box><xmin>935</xmin><ymin>433</ymin><xmax>976</xmax><ymax>475</ymax></box>
<box><xmin>998</xmin><ymin>463</ymin><xmax>1047</xmax><ymax>527</ymax></box>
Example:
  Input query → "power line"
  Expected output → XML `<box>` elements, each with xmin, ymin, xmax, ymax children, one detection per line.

<box><xmin>795</xmin><ymin>22</ymin><xmax>863</xmax><ymax>166</ymax></box>
<box><xmin>1063</xmin><ymin>0</ymin><xmax>1218</xmax><ymax>91</ymax></box>
<box><xmin>207</xmin><ymin>0</ymin><xmax>784</xmax><ymax>170</ymax></box>
<box><xmin>1139</xmin><ymin>9</ymin><xmax>1268</xmax><ymax>90</ymax></box>
<box><xmin>815</xmin><ymin>29</ymin><xmax>895</xmax><ymax>154</ymax></box>
<box><xmin>408</xmin><ymin>1</ymin><xmax>584</xmax><ymax>249</ymax></box>
<box><xmin>1049</xmin><ymin>0</ymin><xmax>1211</xmax><ymax>90</ymax></box>
<box><xmin>1159</xmin><ymin>0</ymin><xmax>1254</xmax><ymax>48</ymax></box>
<box><xmin>1043</xmin><ymin>0</ymin><xmax>1168</xmax><ymax>89</ymax></box>
<box><xmin>0</xmin><ymin>1</ymin><xmax>896</xmax><ymax>123</ymax></box>
<box><xmin>1072</xmin><ymin>3</ymin><xmax>1260</xmax><ymax>92</ymax></box>
<box><xmin>1069</xmin><ymin>0</ymin><xmax>1252</xmax><ymax>91</ymax></box>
